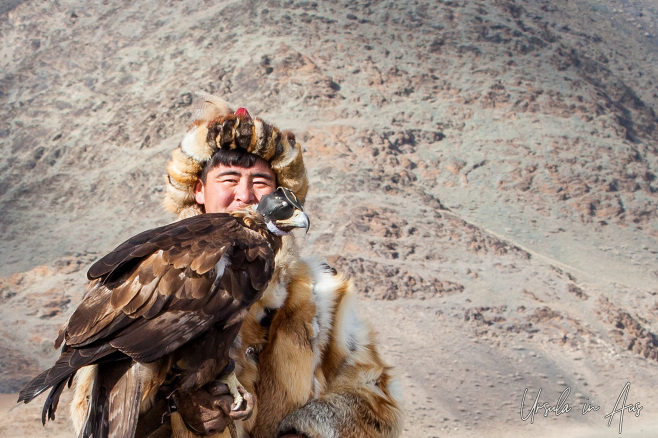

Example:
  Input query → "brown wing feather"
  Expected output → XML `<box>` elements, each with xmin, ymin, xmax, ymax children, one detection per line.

<box><xmin>109</xmin><ymin>270</ymin><xmax>144</xmax><ymax>309</ymax></box>
<box><xmin>62</xmin><ymin>283</ymin><xmax>123</xmax><ymax>348</ymax></box>
<box><xmin>60</xmin><ymin>213</ymin><xmax>275</xmax><ymax>363</ymax></box>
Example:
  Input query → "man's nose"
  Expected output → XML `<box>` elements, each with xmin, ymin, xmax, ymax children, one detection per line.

<box><xmin>235</xmin><ymin>180</ymin><xmax>257</xmax><ymax>204</ymax></box>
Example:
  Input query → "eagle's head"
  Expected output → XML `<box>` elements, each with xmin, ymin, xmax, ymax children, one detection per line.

<box><xmin>257</xmin><ymin>187</ymin><xmax>310</xmax><ymax>236</ymax></box>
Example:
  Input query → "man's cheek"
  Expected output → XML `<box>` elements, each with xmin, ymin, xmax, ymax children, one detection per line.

<box><xmin>257</xmin><ymin>187</ymin><xmax>276</xmax><ymax>200</ymax></box>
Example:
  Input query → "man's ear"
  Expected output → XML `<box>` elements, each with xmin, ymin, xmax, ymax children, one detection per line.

<box><xmin>194</xmin><ymin>179</ymin><xmax>206</xmax><ymax>205</ymax></box>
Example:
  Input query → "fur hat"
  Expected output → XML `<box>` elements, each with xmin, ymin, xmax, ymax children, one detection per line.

<box><xmin>164</xmin><ymin>92</ymin><xmax>309</xmax><ymax>218</ymax></box>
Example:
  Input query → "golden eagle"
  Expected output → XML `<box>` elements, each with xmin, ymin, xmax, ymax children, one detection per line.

<box><xmin>18</xmin><ymin>187</ymin><xmax>309</xmax><ymax>438</ymax></box>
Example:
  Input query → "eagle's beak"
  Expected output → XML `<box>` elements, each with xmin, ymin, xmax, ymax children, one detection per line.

<box><xmin>275</xmin><ymin>209</ymin><xmax>310</xmax><ymax>234</ymax></box>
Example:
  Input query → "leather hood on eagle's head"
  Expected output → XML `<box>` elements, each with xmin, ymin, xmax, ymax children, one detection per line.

<box><xmin>257</xmin><ymin>187</ymin><xmax>310</xmax><ymax>236</ymax></box>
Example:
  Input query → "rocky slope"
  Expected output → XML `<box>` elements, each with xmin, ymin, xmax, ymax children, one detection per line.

<box><xmin>1</xmin><ymin>0</ymin><xmax>657</xmax><ymax>437</ymax></box>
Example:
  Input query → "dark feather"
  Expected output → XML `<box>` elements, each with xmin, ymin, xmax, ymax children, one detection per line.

<box><xmin>42</xmin><ymin>378</ymin><xmax>67</xmax><ymax>424</ymax></box>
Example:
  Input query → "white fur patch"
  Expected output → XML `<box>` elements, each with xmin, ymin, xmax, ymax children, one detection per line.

<box><xmin>180</xmin><ymin>125</ymin><xmax>212</xmax><ymax>162</ymax></box>
<box><xmin>305</xmin><ymin>258</ymin><xmax>343</xmax><ymax>368</ymax></box>
<box><xmin>258</xmin><ymin>281</ymin><xmax>288</xmax><ymax>312</ymax></box>
<box><xmin>387</xmin><ymin>374</ymin><xmax>404</xmax><ymax>405</ymax></box>
<box><xmin>307</xmin><ymin>259</ymin><xmax>339</xmax><ymax>329</ymax></box>
<box><xmin>254</xmin><ymin>119</ymin><xmax>265</xmax><ymax>149</ymax></box>
<box><xmin>332</xmin><ymin>282</ymin><xmax>368</xmax><ymax>364</ymax></box>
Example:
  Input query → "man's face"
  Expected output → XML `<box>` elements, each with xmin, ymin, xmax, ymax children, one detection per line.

<box><xmin>194</xmin><ymin>160</ymin><xmax>277</xmax><ymax>213</ymax></box>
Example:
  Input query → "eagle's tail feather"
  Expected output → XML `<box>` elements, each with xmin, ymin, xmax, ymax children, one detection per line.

<box><xmin>79</xmin><ymin>359</ymin><xmax>142</xmax><ymax>438</ymax></box>
<box><xmin>41</xmin><ymin>375</ymin><xmax>71</xmax><ymax>424</ymax></box>
<box><xmin>108</xmin><ymin>362</ymin><xmax>144</xmax><ymax>438</ymax></box>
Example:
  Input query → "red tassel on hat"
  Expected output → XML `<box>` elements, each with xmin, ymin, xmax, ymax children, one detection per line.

<box><xmin>235</xmin><ymin>108</ymin><xmax>251</xmax><ymax>119</ymax></box>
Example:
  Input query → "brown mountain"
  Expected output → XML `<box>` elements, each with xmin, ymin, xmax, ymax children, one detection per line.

<box><xmin>1</xmin><ymin>0</ymin><xmax>657</xmax><ymax>436</ymax></box>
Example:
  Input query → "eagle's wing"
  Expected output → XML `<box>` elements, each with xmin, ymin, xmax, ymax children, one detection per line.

<box><xmin>59</xmin><ymin>213</ymin><xmax>275</xmax><ymax>363</ymax></box>
<box><xmin>18</xmin><ymin>212</ymin><xmax>274</xmax><ymax>419</ymax></box>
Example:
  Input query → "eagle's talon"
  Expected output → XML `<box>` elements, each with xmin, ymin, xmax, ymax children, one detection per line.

<box><xmin>219</xmin><ymin>372</ymin><xmax>253</xmax><ymax>420</ymax></box>
<box><xmin>230</xmin><ymin>397</ymin><xmax>244</xmax><ymax>412</ymax></box>
<box><xmin>227</xmin><ymin>386</ymin><xmax>254</xmax><ymax>421</ymax></box>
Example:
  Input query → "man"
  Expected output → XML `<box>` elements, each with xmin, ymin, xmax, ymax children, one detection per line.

<box><xmin>70</xmin><ymin>93</ymin><xmax>403</xmax><ymax>438</ymax></box>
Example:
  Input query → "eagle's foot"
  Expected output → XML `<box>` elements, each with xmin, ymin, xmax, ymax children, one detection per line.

<box><xmin>219</xmin><ymin>371</ymin><xmax>247</xmax><ymax>414</ymax></box>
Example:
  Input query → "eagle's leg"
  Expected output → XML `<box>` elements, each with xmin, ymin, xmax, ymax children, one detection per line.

<box><xmin>219</xmin><ymin>370</ymin><xmax>244</xmax><ymax>411</ymax></box>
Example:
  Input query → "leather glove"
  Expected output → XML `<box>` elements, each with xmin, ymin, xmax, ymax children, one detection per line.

<box><xmin>172</xmin><ymin>380</ymin><xmax>254</xmax><ymax>436</ymax></box>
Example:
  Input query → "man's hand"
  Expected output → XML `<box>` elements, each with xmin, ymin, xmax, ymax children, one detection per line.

<box><xmin>172</xmin><ymin>380</ymin><xmax>254</xmax><ymax>435</ymax></box>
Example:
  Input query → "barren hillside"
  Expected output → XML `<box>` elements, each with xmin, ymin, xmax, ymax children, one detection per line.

<box><xmin>1</xmin><ymin>1</ymin><xmax>657</xmax><ymax>437</ymax></box>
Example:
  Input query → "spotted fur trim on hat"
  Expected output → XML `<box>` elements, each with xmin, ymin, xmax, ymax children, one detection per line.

<box><xmin>163</xmin><ymin>92</ymin><xmax>309</xmax><ymax>217</ymax></box>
